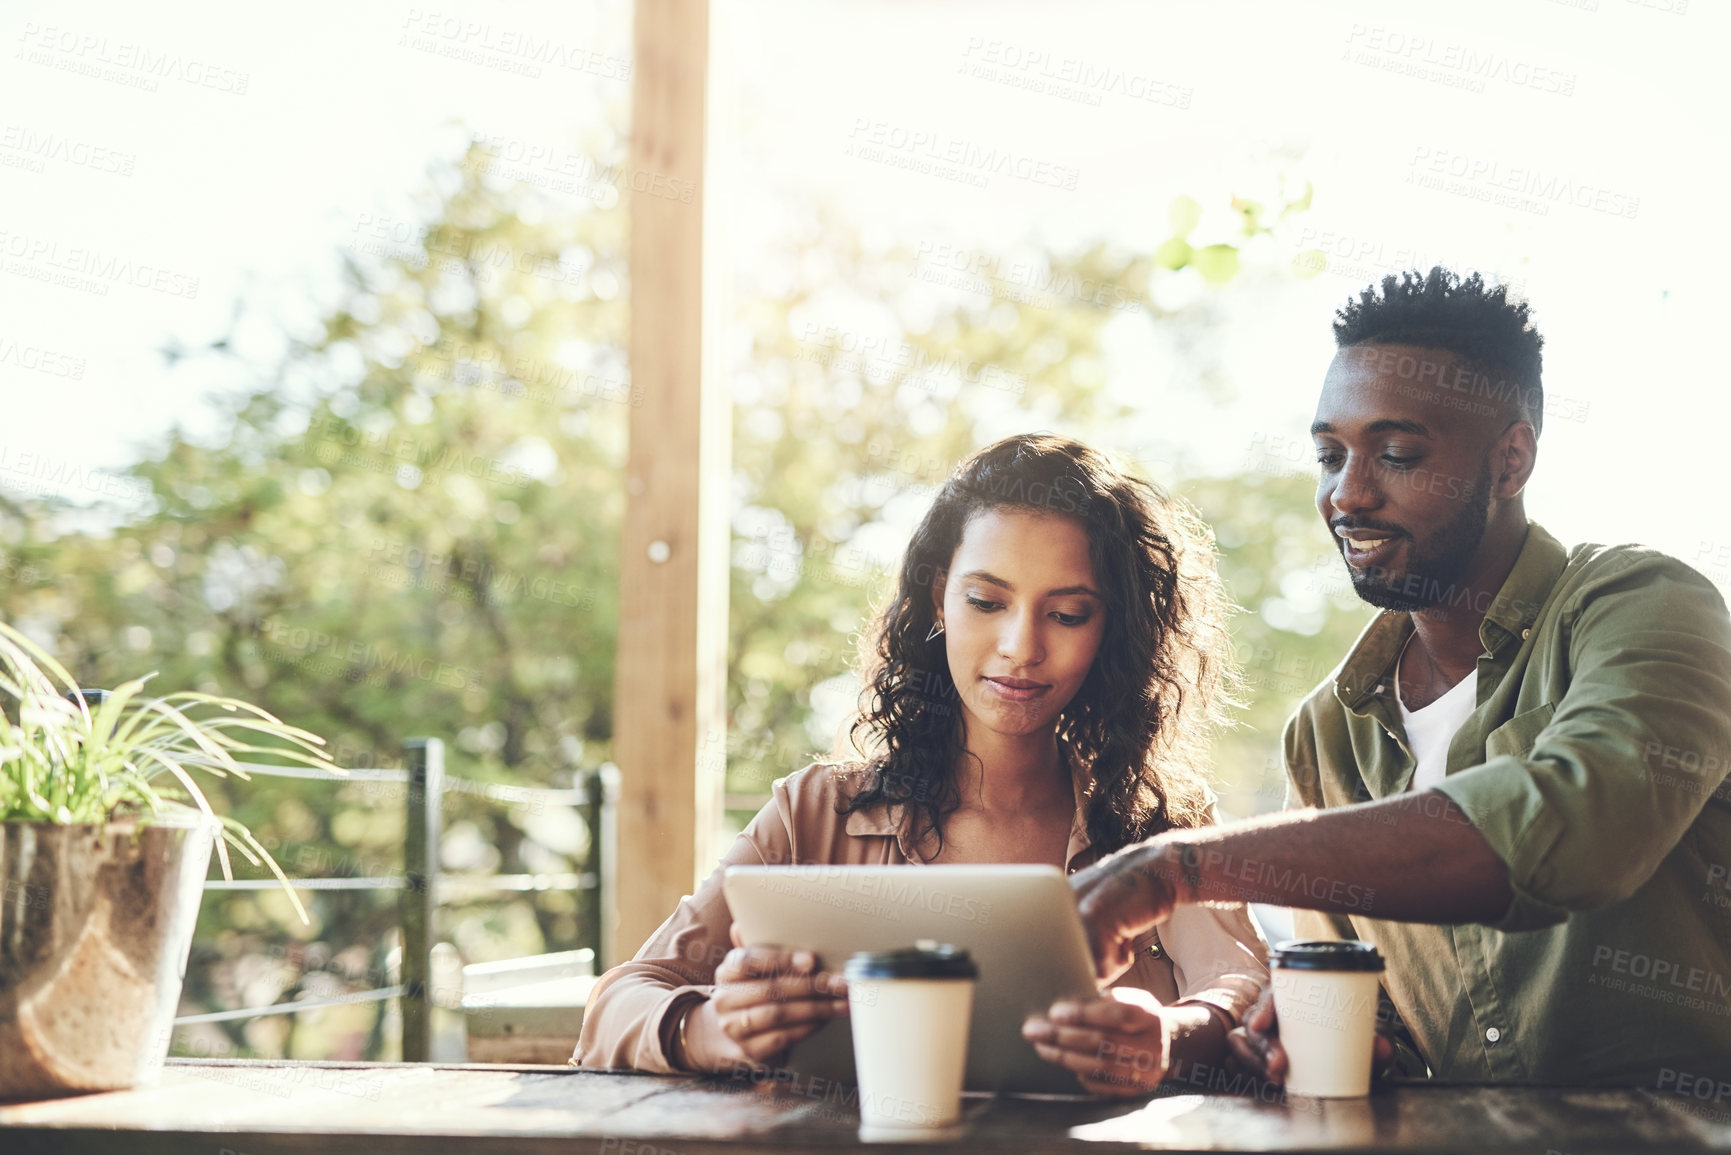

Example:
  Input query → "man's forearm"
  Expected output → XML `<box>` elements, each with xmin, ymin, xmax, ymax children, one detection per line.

<box><xmin>1149</xmin><ymin>790</ymin><xmax>1513</xmax><ymax>923</ymax></box>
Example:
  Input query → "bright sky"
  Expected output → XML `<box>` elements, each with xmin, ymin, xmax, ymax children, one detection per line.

<box><xmin>4</xmin><ymin>0</ymin><xmax>1728</xmax><ymax>591</ymax></box>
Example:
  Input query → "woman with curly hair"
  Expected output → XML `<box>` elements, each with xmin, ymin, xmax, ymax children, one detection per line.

<box><xmin>576</xmin><ymin>434</ymin><xmax>1268</xmax><ymax>1095</ymax></box>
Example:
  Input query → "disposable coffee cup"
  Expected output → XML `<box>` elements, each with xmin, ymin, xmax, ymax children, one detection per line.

<box><xmin>1269</xmin><ymin>939</ymin><xmax>1385</xmax><ymax>1098</ymax></box>
<box><xmin>844</xmin><ymin>941</ymin><xmax>977</xmax><ymax>1140</ymax></box>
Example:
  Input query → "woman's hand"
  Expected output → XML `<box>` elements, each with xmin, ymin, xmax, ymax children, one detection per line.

<box><xmin>1224</xmin><ymin>989</ymin><xmax>1395</xmax><ymax>1085</ymax></box>
<box><xmin>1021</xmin><ymin>987</ymin><xmax>1174</xmax><ymax>1096</ymax></box>
<box><xmin>678</xmin><ymin>928</ymin><xmax>849</xmax><ymax>1073</ymax></box>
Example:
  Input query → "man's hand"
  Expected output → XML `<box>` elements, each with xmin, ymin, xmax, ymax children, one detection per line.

<box><xmin>1069</xmin><ymin>842</ymin><xmax>1181</xmax><ymax>984</ymax></box>
<box><xmin>679</xmin><ymin>928</ymin><xmax>849</xmax><ymax>1072</ymax></box>
<box><xmin>1224</xmin><ymin>990</ymin><xmax>1394</xmax><ymax>1085</ymax></box>
<box><xmin>1022</xmin><ymin>988</ymin><xmax>1174</xmax><ymax>1097</ymax></box>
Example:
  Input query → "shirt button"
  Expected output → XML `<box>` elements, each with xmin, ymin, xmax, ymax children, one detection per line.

<box><xmin>1520</xmin><ymin>629</ymin><xmax>1531</xmax><ymax>641</ymax></box>
<box><xmin>1485</xmin><ymin>1027</ymin><xmax>1502</xmax><ymax>1043</ymax></box>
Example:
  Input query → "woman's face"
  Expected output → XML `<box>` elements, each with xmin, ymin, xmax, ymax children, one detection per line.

<box><xmin>936</xmin><ymin>507</ymin><xmax>1108</xmax><ymax>741</ymax></box>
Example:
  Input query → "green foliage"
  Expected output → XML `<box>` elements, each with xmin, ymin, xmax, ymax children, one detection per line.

<box><xmin>0</xmin><ymin>620</ymin><xmax>339</xmax><ymax>922</ymax></box>
<box><xmin>0</xmin><ymin>134</ymin><xmax>1358</xmax><ymax>1059</ymax></box>
<box><xmin>1</xmin><ymin>139</ymin><xmax>634</xmax><ymax>1059</ymax></box>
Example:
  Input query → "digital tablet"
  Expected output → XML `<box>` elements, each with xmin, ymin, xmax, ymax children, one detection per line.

<box><xmin>722</xmin><ymin>864</ymin><xmax>1100</xmax><ymax>1095</ymax></box>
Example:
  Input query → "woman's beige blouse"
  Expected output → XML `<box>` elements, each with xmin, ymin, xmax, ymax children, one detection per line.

<box><xmin>575</xmin><ymin>762</ymin><xmax>1269</xmax><ymax>1073</ymax></box>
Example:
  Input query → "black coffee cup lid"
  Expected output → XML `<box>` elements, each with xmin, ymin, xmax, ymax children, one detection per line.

<box><xmin>1269</xmin><ymin>939</ymin><xmax>1385</xmax><ymax>972</ymax></box>
<box><xmin>844</xmin><ymin>940</ymin><xmax>978</xmax><ymax>980</ymax></box>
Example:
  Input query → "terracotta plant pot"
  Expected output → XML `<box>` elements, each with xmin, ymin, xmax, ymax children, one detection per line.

<box><xmin>0</xmin><ymin>816</ymin><xmax>215</xmax><ymax>1099</ymax></box>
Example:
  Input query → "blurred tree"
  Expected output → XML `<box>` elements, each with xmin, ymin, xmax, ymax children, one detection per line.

<box><xmin>1</xmin><ymin>134</ymin><xmax>632</xmax><ymax>1060</ymax></box>
<box><xmin>0</xmin><ymin>132</ymin><xmax>1361</xmax><ymax>1059</ymax></box>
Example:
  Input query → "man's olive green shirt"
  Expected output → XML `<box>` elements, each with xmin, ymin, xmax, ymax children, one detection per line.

<box><xmin>1285</xmin><ymin>523</ymin><xmax>1731</xmax><ymax>1085</ymax></box>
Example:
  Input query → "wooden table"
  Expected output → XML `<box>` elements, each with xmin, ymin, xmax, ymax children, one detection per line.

<box><xmin>3</xmin><ymin>1060</ymin><xmax>1730</xmax><ymax>1154</ymax></box>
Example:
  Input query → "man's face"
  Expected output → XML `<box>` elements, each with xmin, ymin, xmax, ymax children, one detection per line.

<box><xmin>1311</xmin><ymin>344</ymin><xmax>1501</xmax><ymax>611</ymax></box>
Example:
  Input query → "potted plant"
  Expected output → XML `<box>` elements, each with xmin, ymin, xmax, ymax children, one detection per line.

<box><xmin>0</xmin><ymin>621</ymin><xmax>338</xmax><ymax>1099</ymax></box>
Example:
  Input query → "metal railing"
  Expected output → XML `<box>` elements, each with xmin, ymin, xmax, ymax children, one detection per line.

<box><xmin>173</xmin><ymin>737</ymin><xmax>619</xmax><ymax>1061</ymax></box>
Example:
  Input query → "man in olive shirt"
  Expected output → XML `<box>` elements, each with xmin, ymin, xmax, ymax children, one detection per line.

<box><xmin>1069</xmin><ymin>268</ymin><xmax>1731</xmax><ymax>1086</ymax></box>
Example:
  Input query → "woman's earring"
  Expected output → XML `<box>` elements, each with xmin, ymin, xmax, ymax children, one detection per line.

<box><xmin>925</xmin><ymin>619</ymin><xmax>946</xmax><ymax>642</ymax></box>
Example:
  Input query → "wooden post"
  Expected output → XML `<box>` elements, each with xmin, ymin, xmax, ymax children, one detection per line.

<box><xmin>401</xmin><ymin>737</ymin><xmax>444</xmax><ymax>1061</ymax></box>
<box><xmin>612</xmin><ymin>0</ymin><xmax>729</xmax><ymax>967</ymax></box>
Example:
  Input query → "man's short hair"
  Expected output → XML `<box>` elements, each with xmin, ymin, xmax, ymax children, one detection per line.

<box><xmin>1333</xmin><ymin>267</ymin><xmax>1546</xmax><ymax>435</ymax></box>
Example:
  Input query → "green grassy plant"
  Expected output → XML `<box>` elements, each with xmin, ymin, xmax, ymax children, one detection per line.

<box><xmin>0</xmin><ymin>620</ymin><xmax>341</xmax><ymax>922</ymax></box>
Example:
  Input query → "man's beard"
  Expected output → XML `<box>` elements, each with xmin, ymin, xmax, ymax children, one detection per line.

<box><xmin>1348</xmin><ymin>460</ymin><xmax>1493</xmax><ymax>612</ymax></box>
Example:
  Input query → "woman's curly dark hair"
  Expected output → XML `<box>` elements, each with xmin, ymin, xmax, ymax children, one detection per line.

<box><xmin>840</xmin><ymin>433</ymin><xmax>1239</xmax><ymax>859</ymax></box>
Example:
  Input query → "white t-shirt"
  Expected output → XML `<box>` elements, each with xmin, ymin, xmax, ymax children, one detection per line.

<box><xmin>1397</xmin><ymin>662</ymin><xmax>1479</xmax><ymax>793</ymax></box>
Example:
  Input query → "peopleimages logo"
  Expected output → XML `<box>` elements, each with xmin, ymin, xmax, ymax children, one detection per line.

<box><xmin>1659</xmin><ymin>1067</ymin><xmax>1730</xmax><ymax>1100</ymax></box>
<box><xmin>398</xmin><ymin>10</ymin><xmax>632</xmax><ymax>82</ymax></box>
<box><xmin>910</xmin><ymin>241</ymin><xmax>1138</xmax><ymax>313</ymax></box>
<box><xmin>956</xmin><ymin>37</ymin><xmax>1193</xmax><ymax>110</ymax></box>
<box><xmin>254</xmin><ymin>617</ymin><xmax>487</xmax><ymax>693</ymax></box>
<box><xmin>1589</xmin><ymin>945</ymin><xmax>1731</xmax><ymax>1008</ymax></box>
<box><xmin>0</xmin><ymin>124</ymin><xmax>136</xmax><ymax>175</ymax></box>
<box><xmin>1407</xmin><ymin>146</ymin><xmax>1640</xmax><ymax>220</ymax></box>
<box><xmin>0</xmin><ymin>230</ymin><xmax>200</xmax><ymax>299</ymax></box>
<box><xmin>467</xmin><ymin>132</ymin><xmax>694</xmax><ymax>203</ymax></box>
<box><xmin>777</xmin><ymin>865</ymin><xmax>994</xmax><ymax>926</ymax></box>
<box><xmin>845</xmin><ymin>119</ymin><xmax>1081</xmax><ymax>191</ymax></box>
<box><xmin>1342</xmin><ymin>24</ymin><xmax>1577</xmax><ymax>97</ymax></box>
<box><xmin>15</xmin><ymin>22</ymin><xmax>250</xmax><ymax>94</ymax></box>
<box><xmin>0</xmin><ymin>336</ymin><xmax>86</xmax><ymax>380</ymax></box>
<box><xmin>0</xmin><ymin>444</ymin><xmax>149</xmax><ymax>505</ymax></box>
